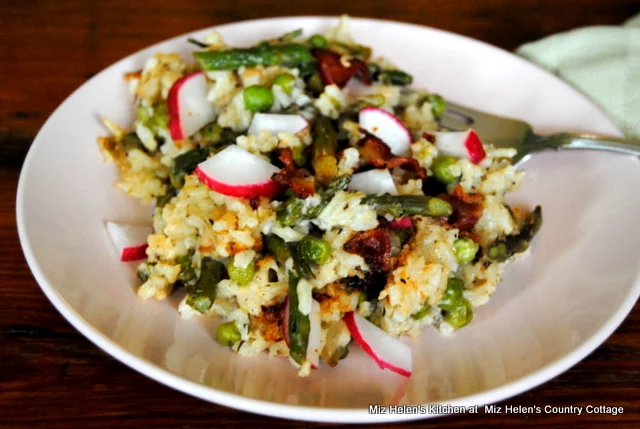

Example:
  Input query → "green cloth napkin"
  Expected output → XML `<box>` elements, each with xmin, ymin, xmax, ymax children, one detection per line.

<box><xmin>516</xmin><ymin>14</ymin><xmax>640</xmax><ymax>138</ymax></box>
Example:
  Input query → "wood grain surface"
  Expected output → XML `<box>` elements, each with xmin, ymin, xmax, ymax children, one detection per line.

<box><xmin>1</xmin><ymin>1</ymin><xmax>639</xmax><ymax>427</ymax></box>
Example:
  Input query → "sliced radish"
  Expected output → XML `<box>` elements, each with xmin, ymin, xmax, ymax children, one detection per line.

<box><xmin>248</xmin><ymin>113</ymin><xmax>309</xmax><ymax>135</ymax></box>
<box><xmin>344</xmin><ymin>77</ymin><xmax>376</xmax><ymax>99</ymax></box>
<box><xmin>359</xmin><ymin>107</ymin><xmax>412</xmax><ymax>156</ymax></box>
<box><xmin>345</xmin><ymin>311</ymin><xmax>412</xmax><ymax>377</ymax></box>
<box><xmin>432</xmin><ymin>129</ymin><xmax>486</xmax><ymax>164</ymax></box>
<box><xmin>347</xmin><ymin>169</ymin><xmax>398</xmax><ymax>196</ymax></box>
<box><xmin>195</xmin><ymin>145</ymin><xmax>281</xmax><ymax>198</ymax></box>
<box><xmin>106</xmin><ymin>222</ymin><xmax>152</xmax><ymax>262</ymax></box>
<box><xmin>306</xmin><ymin>299</ymin><xmax>322</xmax><ymax>369</ymax></box>
<box><xmin>389</xmin><ymin>217</ymin><xmax>412</xmax><ymax>229</ymax></box>
<box><xmin>168</xmin><ymin>72</ymin><xmax>216</xmax><ymax>140</ymax></box>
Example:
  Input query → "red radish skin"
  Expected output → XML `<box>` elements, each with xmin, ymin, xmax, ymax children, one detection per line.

<box><xmin>463</xmin><ymin>130</ymin><xmax>486</xmax><ymax>164</ymax></box>
<box><xmin>167</xmin><ymin>75</ymin><xmax>185</xmax><ymax>140</ymax></box>
<box><xmin>195</xmin><ymin>145</ymin><xmax>281</xmax><ymax>198</ymax></box>
<box><xmin>432</xmin><ymin>129</ymin><xmax>486</xmax><ymax>164</ymax></box>
<box><xmin>389</xmin><ymin>217</ymin><xmax>412</xmax><ymax>229</ymax></box>
<box><xmin>106</xmin><ymin>222</ymin><xmax>152</xmax><ymax>262</ymax></box>
<box><xmin>121</xmin><ymin>244</ymin><xmax>148</xmax><ymax>261</ymax></box>
<box><xmin>359</xmin><ymin>107</ymin><xmax>412</xmax><ymax>156</ymax></box>
<box><xmin>167</xmin><ymin>72</ymin><xmax>216</xmax><ymax>141</ymax></box>
<box><xmin>345</xmin><ymin>311</ymin><xmax>412</xmax><ymax>377</ymax></box>
<box><xmin>195</xmin><ymin>166</ymin><xmax>280</xmax><ymax>198</ymax></box>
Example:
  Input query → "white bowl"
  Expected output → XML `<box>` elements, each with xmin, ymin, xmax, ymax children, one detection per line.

<box><xmin>16</xmin><ymin>17</ymin><xmax>640</xmax><ymax>423</ymax></box>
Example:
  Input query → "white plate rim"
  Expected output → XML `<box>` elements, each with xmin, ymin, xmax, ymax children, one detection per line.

<box><xmin>15</xmin><ymin>16</ymin><xmax>639</xmax><ymax>423</ymax></box>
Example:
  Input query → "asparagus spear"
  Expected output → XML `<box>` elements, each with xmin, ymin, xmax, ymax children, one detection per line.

<box><xmin>276</xmin><ymin>176</ymin><xmax>351</xmax><ymax>227</ymax></box>
<box><xmin>287</xmin><ymin>272</ymin><xmax>311</xmax><ymax>365</ymax></box>
<box><xmin>264</xmin><ymin>234</ymin><xmax>291</xmax><ymax>264</ymax></box>
<box><xmin>361</xmin><ymin>195</ymin><xmax>453</xmax><ymax>218</ymax></box>
<box><xmin>312</xmin><ymin>116</ymin><xmax>338</xmax><ymax>184</ymax></box>
<box><xmin>305</xmin><ymin>175</ymin><xmax>351</xmax><ymax>219</ymax></box>
<box><xmin>194</xmin><ymin>44</ymin><xmax>314</xmax><ymax>71</ymax></box>
<box><xmin>275</xmin><ymin>197</ymin><xmax>305</xmax><ymax>227</ymax></box>
<box><xmin>487</xmin><ymin>206</ymin><xmax>542</xmax><ymax>262</ymax></box>
<box><xmin>186</xmin><ymin>257</ymin><xmax>225</xmax><ymax>314</ymax></box>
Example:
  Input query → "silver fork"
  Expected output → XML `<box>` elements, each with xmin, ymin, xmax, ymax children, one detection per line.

<box><xmin>440</xmin><ymin>101</ymin><xmax>640</xmax><ymax>165</ymax></box>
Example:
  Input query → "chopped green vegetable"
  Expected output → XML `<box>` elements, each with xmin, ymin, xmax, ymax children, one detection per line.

<box><xmin>216</xmin><ymin>322</ymin><xmax>241</xmax><ymax>347</ymax></box>
<box><xmin>272</xmin><ymin>73</ymin><xmax>296</xmax><ymax>95</ymax></box>
<box><xmin>308</xmin><ymin>34</ymin><xmax>329</xmax><ymax>48</ymax></box>
<box><xmin>170</xmin><ymin>146</ymin><xmax>214</xmax><ymax>188</ymax></box>
<box><xmin>122</xmin><ymin>132</ymin><xmax>145</xmax><ymax>153</ymax></box>
<box><xmin>176</xmin><ymin>254</ymin><xmax>196</xmax><ymax>283</ymax></box>
<box><xmin>431</xmin><ymin>155</ymin><xmax>461</xmax><ymax>184</ymax></box>
<box><xmin>453</xmin><ymin>238</ymin><xmax>479</xmax><ymax>264</ymax></box>
<box><xmin>297</xmin><ymin>236</ymin><xmax>332</xmax><ymax>265</ymax></box>
<box><xmin>425</xmin><ymin>94</ymin><xmax>446</xmax><ymax>119</ymax></box>
<box><xmin>362</xmin><ymin>195</ymin><xmax>453</xmax><ymax>218</ymax></box>
<box><xmin>287</xmin><ymin>273</ymin><xmax>310</xmax><ymax>365</ymax></box>
<box><xmin>228</xmin><ymin>258</ymin><xmax>256</xmax><ymax>286</ymax></box>
<box><xmin>194</xmin><ymin>44</ymin><xmax>314</xmax><ymax>71</ymax></box>
<box><xmin>243</xmin><ymin>85</ymin><xmax>274</xmax><ymax>112</ymax></box>
<box><xmin>199</xmin><ymin>122</ymin><xmax>223</xmax><ymax>144</ymax></box>
<box><xmin>186</xmin><ymin>258</ymin><xmax>225</xmax><ymax>314</ymax></box>
<box><xmin>412</xmin><ymin>302</ymin><xmax>431</xmax><ymax>320</ymax></box>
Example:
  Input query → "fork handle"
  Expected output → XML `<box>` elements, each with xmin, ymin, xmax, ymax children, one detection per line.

<box><xmin>536</xmin><ymin>133</ymin><xmax>640</xmax><ymax>158</ymax></box>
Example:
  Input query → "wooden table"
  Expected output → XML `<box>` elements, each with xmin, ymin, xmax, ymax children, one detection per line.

<box><xmin>1</xmin><ymin>1</ymin><xmax>638</xmax><ymax>427</ymax></box>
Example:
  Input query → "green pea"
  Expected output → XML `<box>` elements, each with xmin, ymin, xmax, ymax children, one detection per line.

<box><xmin>216</xmin><ymin>322</ymin><xmax>241</xmax><ymax>347</ymax></box>
<box><xmin>487</xmin><ymin>242</ymin><xmax>507</xmax><ymax>261</ymax></box>
<box><xmin>272</xmin><ymin>73</ymin><xmax>297</xmax><ymax>95</ymax></box>
<box><xmin>200</xmin><ymin>122</ymin><xmax>222</xmax><ymax>143</ymax></box>
<box><xmin>309</xmin><ymin>34</ymin><xmax>329</xmax><ymax>48</ymax></box>
<box><xmin>228</xmin><ymin>258</ymin><xmax>256</xmax><ymax>286</ymax></box>
<box><xmin>438</xmin><ymin>278</ymin><xmax>474</xmax><ymax>329</ymax></box>
<box><xmin>308</xmin><ymin>73</ymin><xmax>324</xmax><ymax>94</ymax></box>
<box><xmin>454</xmin><ymin>238</ymin><xmax>479</xmax><ymax>264</ymax></box>
<box><xmin>431</xmin><ymin>155</ymin><xmax>460</xmax><ymax>184</ymax></box>
<box><xmin>298</xmin><ymin>236</ymin><xmax>332</xmax><ymax>265</ymax></box>
<box><xmin>425</xmin><ymin>93</ymin><xmax>446</xmax><ymax>119</ymax></box>
<box><xmin>438</xmin><ymin>278</ymin><xmax>465</xmax><ymax>311</ymax></box>
<box><xmin>243</xmin><ymin>85</ymin><xmax>274</xmax><ymax>112</ymax></box>
<box><xmin>136</xmin><ymin>104</ymin><xmax>152</xmax><ymax>123</ymax></box>
<box><xmin>443</xmin><ymin>301</ymin><xmax>473</xmax><ymax>329</ymax></box>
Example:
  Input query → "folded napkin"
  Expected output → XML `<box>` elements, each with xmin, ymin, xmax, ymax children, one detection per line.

<box><xmin>516</xmin><ymin>14</ymin><xmax>640</xmax><ymax>138</ymax></box>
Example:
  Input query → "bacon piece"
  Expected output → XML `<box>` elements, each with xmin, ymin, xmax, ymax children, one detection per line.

<box><xmin>272</xmin><ymin>148</ymin><xmax>316</xmax><ymax>198</ymax></box>
<box><xmin>344</xmin><ymin>228</ymin><xmax>392</xmax><ymax>273</ymax></box>
<box><xmin>357</xmin><ymin>134</ymin><xmax>426</xmax><ymax>179</ymax></box>
<box><xmin>251</xmin><ymin>303</ymin><xmax>285</xmax><ymax>343</ymax></box>
<box><xmin>438</xmin><ymin>185</ymin><xmax>484</xmax><ymax>231</ymax></box>
<box><xmin>312</xmin><ymin>48</ymin><xmax>372</xmax><ymax>88</ymax></box>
